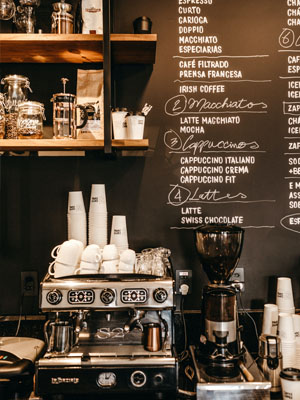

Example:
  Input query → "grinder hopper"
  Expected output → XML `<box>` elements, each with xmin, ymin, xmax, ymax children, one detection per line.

<box><xmin>195</xmin><ymin>224</ymin><xmax>244</xmax><ymax>285</ymax></box>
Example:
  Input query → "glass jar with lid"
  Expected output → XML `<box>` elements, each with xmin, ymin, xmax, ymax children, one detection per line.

<box><xmin>1</xmin><ymin>74</ymin><xmax>32</xmax><ymax>139</ymax></box>
<box><xmin>17</xmin><ymin>101</ymin><xmax>45</xmax><ymax>139</ymax></box>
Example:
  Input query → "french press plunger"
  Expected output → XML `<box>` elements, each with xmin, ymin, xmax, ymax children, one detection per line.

<box><xmin>51</xmin><ymin>77</ymin><xmax>88</xmax><ymax>139</ymax></box>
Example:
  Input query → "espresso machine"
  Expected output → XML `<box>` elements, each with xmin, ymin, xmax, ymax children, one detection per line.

<box><xmin>189</xmin><ymin>224</ymin><xmax>271</xmax><ymax>399</ymax></box>
<box><xmin>35</xmin><ymin>256</ymin><xmax>177</xmax><ymax>398</ymax></box>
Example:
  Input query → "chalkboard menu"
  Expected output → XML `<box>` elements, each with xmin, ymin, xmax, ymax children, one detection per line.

<box><xmin>112</xmin><ymin>0</ymin><xmax>300</xmax><ymax>309</ymax></box>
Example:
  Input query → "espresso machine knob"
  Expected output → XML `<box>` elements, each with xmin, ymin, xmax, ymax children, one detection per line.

<box><xmin>153</xmin><ymin>288</ymin><xmax>168</xmax><ymax>303</ymax></box>
<box><xmin>130</xmin><ymin>370</ymin><xmax>147</xmax><ymax>387</ymax></box>
<box><xmin>46</xmin><ymin>289</ymin><xmax>62</xmax><ymax>305</ymax></box>
<box><xmin>100</xmin><ymin>289</ymin><xmax>115</xmax><ymax>305</ymax></box>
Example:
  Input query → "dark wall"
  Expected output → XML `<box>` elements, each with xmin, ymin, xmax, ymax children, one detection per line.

<box><xmin>0</xmin><ymin>0</ymin><xmax>299</xmax><ymax>315</ymax></box>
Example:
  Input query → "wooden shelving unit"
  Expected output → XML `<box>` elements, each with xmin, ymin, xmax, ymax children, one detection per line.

<box><xmin>0</xmin><ymin>33</ymin><xmax>157</xmax><ymax>64</ymax></box>
<box><xmin>0</xmin><ymin>31</ymin><xmax>156</xmax><ymax>152</ymax></box>
<box><xmin>0</xmin><ymin>139</ymin><xmax>149</xmax><ymax>151</ymax></box>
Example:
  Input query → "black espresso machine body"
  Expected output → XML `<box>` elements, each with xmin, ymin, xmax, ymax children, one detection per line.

<box><xmin>35</xmin><ymin>258</ymin><xmax>178</xmax><ymax>397</ymax></box>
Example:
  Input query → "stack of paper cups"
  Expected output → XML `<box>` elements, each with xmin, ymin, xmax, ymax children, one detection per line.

<box><xmin>276</xmin><ymin>277</ymin><xmax>295</xmax><ymax>314</ymax></box>
<box><xmin>88</xmin><ymin>184</ymin><xmax>108</xmax><ymax>248</ymax></box>
<box><xmin>262</xmin><ymin>303</ymin><xmax>278</xmax><ymax>335</ymax></box>
<box><xmin>110</xmin><ymin>215</ymin><xmax>129</xmax><ymax>254</ymax></box>
<box><xmin>67</xmin><ymin>191</ymin><xmax>87</xmax><ymax>246</ymax></box>
<box><xmin>278</xmin><ymin>312</ymin><xmax>297</xmax><ymax>369</ymax></box>
<box><xmin>293</xmin><ymin>314</ymin><xmax>300</xmax><ymax>369</ymax></box>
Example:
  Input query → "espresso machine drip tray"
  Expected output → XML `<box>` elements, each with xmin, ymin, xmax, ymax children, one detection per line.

<box><xmin>190</xmin><ymin>345</ymin><xmax>271</xmax><ymax>399</ymax></box>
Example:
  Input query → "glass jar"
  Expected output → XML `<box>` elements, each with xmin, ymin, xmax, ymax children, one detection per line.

<box><xmin>17</xmin><ymin>101</ymin><xmax>45</xmax><ymax>139</ymax></box>
<box><xmin>0</xmin><ymin>94</ymin><xmax>5</xmax><ymax>139</ymax></box>
<box><xmin>1</xmin><ymin>74</ymin><xmax>32</xmax><ymax>139</ymax></box>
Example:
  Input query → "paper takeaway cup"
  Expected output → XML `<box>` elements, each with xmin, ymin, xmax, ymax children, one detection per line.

<box><xmin>112</xmin><ymin>109</ymin><xmax>128</xmax><ymax>139</ymax></box>
<box><xmin>280</xmin><ymin>368</ymin><xmax>300</xmax><ymax>400</ymax></box>
<box><xmin>262</xmin><ymin>303</ymin><xmax>279</xmax><ymax>336</ymax></box>
<box><xmin>110</xmin><ymin>215</ymin><xmax>128</xmax><ymax>247</ymax></box>
<box><xmin>278</xmin><ymin>313</ymin><xmax>296</xmax><ymax>341</ymax></box>
<box><xmin>89</xmin><ymin>184</ymin><xmax>107</xmax><ymax>213</ymax></box>
<box><xmin>293</xmin><ymin>314</ymin><xmax>300</xmax><ymax>340</ymax></box>
<box><xmin>68</xmin><ymin>191</ymin><xmax>86</xmax><ymax>214</ymax></box>
<box><xmin>126</xmin><ymin>113</ymin><xmax>145</xmax><ymax>139</ymax></box>
<box><xmin>276</xmin><ymin>277</ymin><xmax>295</xmax><ymax>312</ymax></box>
<box><xmin>68</xmin><ymin>213</ymin><xmax>87</xmax><ymax>247</ymax></box>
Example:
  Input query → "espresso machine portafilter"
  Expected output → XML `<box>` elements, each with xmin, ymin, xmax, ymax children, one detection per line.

<box><xmin>195</xmin><ymin>224</ymin><xmax>245</xmax><ymax>378</ymax></box>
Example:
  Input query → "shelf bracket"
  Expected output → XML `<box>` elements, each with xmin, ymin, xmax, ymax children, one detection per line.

<box><xmin>103</xmin><ymin>0</ymin><xmax>112</xmax><ymax>154</ymax></box>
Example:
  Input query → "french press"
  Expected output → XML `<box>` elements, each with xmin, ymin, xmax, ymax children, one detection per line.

<box><xmin>51</xmin><ymin>77</ymin><xmax>88</xmax><ymax>139</ymax></box>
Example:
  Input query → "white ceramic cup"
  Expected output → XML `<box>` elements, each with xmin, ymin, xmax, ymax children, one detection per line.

<box><xmin>74</xmin><ymin>266</ymin><xmax>99</xmax><ymax>275</ymax></box>
<box><xmin>102</xmin><ymin>244</ymin><xmax>119</xmax><ymax>261</ymax></box>
<box><xmin>51</xmin><ymin>239</ymin><xmax>84</xmax><ymax>267</ymax></box>
<box><xmin>262</xmin><ymin>303</ymin><xmax>279</xmax><ymax>336</ymax></box>
<box><xmin>118</xmin><ymin>260</ymin><xmax>134</xmax><ymax>273</ymax></box>
<box><xmin>48</xmin><ymin>260</ymin><xmax>75</xmax><ymax>278</ymax></box>
<box><xmin>81</xmin><ymin>244</ymin><xmax>102</xmax><ymax>263</ymax></box>
<box><xmin>120</xmin><ymin>249</ymin><xmax>136</xmax><ymax>265</ymax></box>
<box><xmin>68</xmin><ymin>191</ymin><xmax>86</xmax><ymax>214</ymax></box>
<box><xmin>101</xmin><ymin>259</ymin><xmax>118</xmax><ymax>274</ymax></box>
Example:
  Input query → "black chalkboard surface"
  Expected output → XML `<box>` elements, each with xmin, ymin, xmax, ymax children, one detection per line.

<box><xmin>0</xmin><ymin>0</ymin><xmax>300</xmax><ymax>314</ymax></box>
<box><xmin>113</xmin><ymin>0</ymin><xmax>300</xmax><ymax>310</ymax></box>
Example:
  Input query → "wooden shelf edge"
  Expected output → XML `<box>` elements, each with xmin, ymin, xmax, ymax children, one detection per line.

<box><xmin>0</xmin><ymin>139</ymin><xmax>149</xmax><ymax>151</ymax></box>
<box><xmin>0</xmin><ymin>33</ymin><xmax>157</xmax><ymax>41</ymax></box>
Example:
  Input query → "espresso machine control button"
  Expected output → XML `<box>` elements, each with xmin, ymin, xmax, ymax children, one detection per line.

<box><xmin>46</xmin><ymin>289</ymin><xmax>62</xmax><ymax>305</ymax></box>
<box><xmin>130</xmin><ymin>370</ymin><xmax>147</xmax><ymax>388</ymax></box>
<box><xmin>153</xmin><ymin>288</ymin><xmax>168</xmax><ymax>303</ymax></box>
<box><xmin>153</xmin><ymin>373</ymin><xmax>164</xmax><ymax>385</ymax></box>
<box><xmin>96</xmin><ymin>372</ymin><xmax>117</xmax><ymax>388</ymax></box>
<box><xmin>100</xmin><ymin>289</ymin><xmax>115</xmax><ymax>305</ymax></box>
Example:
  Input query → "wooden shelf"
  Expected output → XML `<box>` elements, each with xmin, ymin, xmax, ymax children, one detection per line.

<box><xmin>0</xmin><ymin>139</ymin><xmax>149</xmax><ymax>151</ymax></box>
<box><xmin>0</xmin><ymin>33</ymin><xmax>157</xmax><ymax>64</ymax></box>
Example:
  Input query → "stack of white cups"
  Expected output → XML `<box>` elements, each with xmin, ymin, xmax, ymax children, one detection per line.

<box><xmin>88</xmin><ymin>184</ymin><xmax>108</xmax><ymax>248</ymax></box>
<box><xmin>276</xmin><ymin>277</ymin><xmax>295</xmax><ymax>314</ymax></box>
<box><xmin>261</xmin><ymin>303</ymin><xmax>278</xmax><ymax>335</ymax></box>
<box><xmin>67</xmin><ymin>191</ymin><xmax>87</xmax><ymax>247</ymax></box>
<box><xmin>277</xmin><ymin>312</ymin><xmax>297</xmax><ymax>369</ymax></box>
<box><xmin>293</xmin><ymin>314</ymin><xmax>300</xmax><ymax>368</ymax></box>
<box><xmin>110</xmin><ymin>215</ymin><xmax>129</xmax><ymax>254</ymax></box>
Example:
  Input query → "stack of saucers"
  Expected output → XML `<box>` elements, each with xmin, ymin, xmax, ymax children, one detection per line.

<box><xmin>110</xmin><ymin>215</ymin><xmax>129</xmax><ymax>254</ymax></box>
<box><xmin>88</xmin><ymin>184</ymin><xmax>107</xmax><ymax>248</ymax></box>
<box><xmin>67</xmin><ymin>191</ymin><xmax>87</xmax><ymax>247</ymax></box>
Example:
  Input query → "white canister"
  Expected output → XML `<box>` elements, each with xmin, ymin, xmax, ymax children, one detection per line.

<box><xmin>280</xmin><ymin>368</ymin><xmax>300</xmax><ymax>400</ymax></box>
<box><xmin>112</xmin><ymin>108</ymin><xmax>128</xmax><ymax>139</ymax></box>
<box><xmin>126</xmin><ymin>112</ymin><xmax>145</xmax><ymax>139</ymax></box>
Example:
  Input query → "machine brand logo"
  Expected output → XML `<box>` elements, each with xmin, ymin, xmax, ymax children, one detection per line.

<box><xmin>51</xmin><ymin>377</ymin><xmax>79</xmax><ymax>385</ymax></box>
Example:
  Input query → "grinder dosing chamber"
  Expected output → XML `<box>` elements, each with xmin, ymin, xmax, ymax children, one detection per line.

<box><xmin>194</xmin><ymin>224</ymin><xmax>245</xmax><ymax>376</ymax></box>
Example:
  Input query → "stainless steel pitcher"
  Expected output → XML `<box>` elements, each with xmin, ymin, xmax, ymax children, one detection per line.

<box><xmin>44</xmin><ymin>319</ymin><xmax>74</xmax><ymax>354</ymax></box>
<box><xmin>258</xmin><ymin>334</ymin><xmax>282</xmax><ymax>393</ymax></box>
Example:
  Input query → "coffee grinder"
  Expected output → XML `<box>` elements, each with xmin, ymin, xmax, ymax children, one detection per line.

<box><xmin>194</xmin><ymin>224</ymin><xmax>245</xmax><ymax>378</ymax></box>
